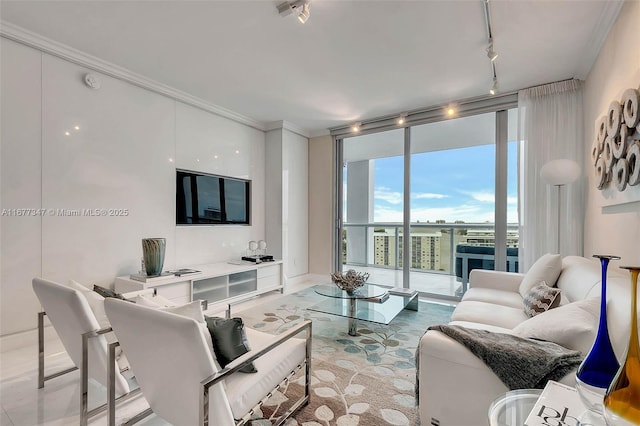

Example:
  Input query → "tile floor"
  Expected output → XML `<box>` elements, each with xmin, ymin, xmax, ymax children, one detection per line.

<box><xmin>0</xmin><ymin>275</ymin><xmax>454</xmax><ymax>425</ymax></box>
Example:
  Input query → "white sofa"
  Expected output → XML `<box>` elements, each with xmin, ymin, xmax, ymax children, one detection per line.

<box><xmin>418</xmin><ymin>255</ymin><xmax>633</xmax><ymax>426</ymax></box>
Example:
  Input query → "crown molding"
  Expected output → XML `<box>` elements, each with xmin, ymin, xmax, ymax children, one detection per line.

<box><xmin>0</xmin><ymin>21</ymin><xmax>266</xmax><ymax>132</ymax></box>
<box><xmin>575</xmin><ymin>1</ymin><xmax>624</xmax><ymax>79</ymax></box>
<box><xmin>265</xmin><ymin>120</ymin><xmax>310</xmax><ymax>138</ymax></box>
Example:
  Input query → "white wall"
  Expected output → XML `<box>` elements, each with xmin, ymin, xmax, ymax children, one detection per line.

<box><xmin>583</xmin><ymin>0</ymin><xmax>640</xmax><ymax>267</ymax></box>
<box><xmin>282</xmin><ymin>130</ymin><xmax>309</xmax><ymax>277</ymax></box>
<box><xmin>308</xmin><ymin>135</ymin><xmax>334</xmax><ymax>274</ymax></box>
<box><xmin>0</xmin><ymin>39</ymin><xmax>42</xmax><ymax>337</ymax></box>
<box><xmin>0</xmin><ymin>38</ymin><xmax>268</xmax><ymax>337</ymax></box>
<box><xmin>265</xmin><ymin>127</ymin><xmax>309</xmax><ymax>280</ymax></box>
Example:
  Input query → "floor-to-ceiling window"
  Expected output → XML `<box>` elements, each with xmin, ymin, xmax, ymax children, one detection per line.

<box><xmin>335</xmin><ymin>97</ymin><xmax>518</xmax><ymax>300</ymax></box>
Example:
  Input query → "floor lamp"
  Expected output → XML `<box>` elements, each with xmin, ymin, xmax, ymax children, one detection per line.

<box><xmin>540</xmin><ymin>159</ymin><xmax>581</xmax><ymax>254</ymax></box>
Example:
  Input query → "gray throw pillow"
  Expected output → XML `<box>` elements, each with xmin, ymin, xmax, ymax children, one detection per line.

<box><xmin>205</xmin><ymin>316</ymin><xmax>257</xmax><ymax>373</ymax></box>
<box><xmin>523</xmin><ymin>283</ymin><xmax>561</xmax><ymax>317</ymax></box>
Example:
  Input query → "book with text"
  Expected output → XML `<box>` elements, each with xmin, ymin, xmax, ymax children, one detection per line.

<box><xmin>525</xmin><ymin>381</ymin><xmax>604</xmax><ymax>426</ymax></box>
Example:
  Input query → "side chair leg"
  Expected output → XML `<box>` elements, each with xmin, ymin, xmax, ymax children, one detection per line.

<box><xmin>38</xmin><ymin>312</ymin><xmax>45</xmax><ymax>389</ymax></box>
<box><xmin>108</xmin><ymin>342</ymin><xmax>117</xmax><ymax>426</ymax></box>
<box><xmin>80</xmin><ymin>333</ymin><xmax>90</xmax><ymax>426</ymax></box>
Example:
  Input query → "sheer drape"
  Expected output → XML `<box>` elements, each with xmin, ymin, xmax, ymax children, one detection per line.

<box><xmin>518</xmin><ymin>79</ymin><xmax>585</xmax><ymax>271</ymax></box>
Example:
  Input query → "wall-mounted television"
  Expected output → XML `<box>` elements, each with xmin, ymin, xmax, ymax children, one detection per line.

<box><xmin>176</xmin><ymin>169</ymin><xmax>250</xmax><ymax>225</ymax></box>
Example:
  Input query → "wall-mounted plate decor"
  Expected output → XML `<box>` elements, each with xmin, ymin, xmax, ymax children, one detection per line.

<box><xmin>593</xmin><ymin>85</ymin><xmax>640</xmax><ymax>207</ymax></box>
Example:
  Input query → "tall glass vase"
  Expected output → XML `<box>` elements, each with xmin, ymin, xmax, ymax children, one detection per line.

<box><xmin>142</xmin><ymin>238</ymin><xmax>166</xmax><ymax>277</ymax></box>
<box><xmin>603</xmin><ymin>266</ymin><xmax>640</xmax><ymax>425</ymax></box>
<box><xmin>575</xmin><ymin>254</ymin><xmax>621</xmax><ymax>413</ymax></box>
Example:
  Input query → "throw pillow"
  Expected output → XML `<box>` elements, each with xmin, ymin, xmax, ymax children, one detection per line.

<box><xmin>93</xmin><ymin>284</ymin><xmax>126</xmax><ymax>300</ymax></box>
<box><xmin>519</xmin><ymin>253</ymin><xmax>562</xmax><ymax>298</ymax></box>
<box><xmin>69</xmin><ymin>279</ymin><xmax>110</xmax><ymax>329</ymax></box>
<box><xmin>513</xmin><ymin>297</ymin><xmax>600</xmax><ymax>355</ymax></box>
<box><xmin>523</xmin><ymin>283</ymin><xmax>561</xmax><ymax>317</ymax></box>
<box><xmin>205</xmin><ymin>316</ymin><xmax>257</xmax><ymax>373</ymax></box>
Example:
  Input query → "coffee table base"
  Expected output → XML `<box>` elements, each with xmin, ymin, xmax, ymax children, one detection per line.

<box><xmin>345</xmin><ymin>294</ymin><xmax>418</xmax><ymax>336</ymax></box>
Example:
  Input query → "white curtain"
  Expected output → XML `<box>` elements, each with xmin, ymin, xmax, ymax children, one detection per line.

<box><xmin>518</xmin><ymin>79</ymin><xmax>585</xmax><ymax>271</ymax></box>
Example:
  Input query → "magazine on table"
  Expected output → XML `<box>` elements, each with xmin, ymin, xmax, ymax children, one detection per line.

<box><xmin>388</xmin><ymin>287</ymin><xmax>418</xmax><ymax>296</ymax></box>
<box><xmin>524</xmin><ymin>380</ymin><xmax>604</xmax><ymax>426</ymax></box>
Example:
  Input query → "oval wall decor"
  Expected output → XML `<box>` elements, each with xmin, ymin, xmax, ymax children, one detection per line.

<box><xmin>593</xmin><ymin>85</ymin><xmax>640</xmax><ymax>192</ymax></box>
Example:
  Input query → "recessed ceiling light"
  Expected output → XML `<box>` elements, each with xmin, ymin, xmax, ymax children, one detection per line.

<box><xmin>446</xmin><ymin>107</ymin><xmax>456</xmax><ymax>117</ymax></box>
<box><xmin>398</xmin><ymin>113</ymin><xmax>408</xmax><ymax>125</ymax></box>
<box><xmin>64</xmin><ymin>131</ymin><xmax>70</xmax><ymax>136</ymax></box>
<box><xmin>352</xmin><ymin>122</ymin><xmax>361</xmax><ymax>133</ymax></box>
<box><xmin>74</xmin><ymin>125</ymin><xmax>80</xmax><ymax>130</ymax></box>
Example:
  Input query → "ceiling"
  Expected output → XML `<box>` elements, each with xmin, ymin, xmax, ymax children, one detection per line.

<box><xmin>0</xmin><ymin>0</ymin><xmax>623</xmax><ymax>136</ymax></box>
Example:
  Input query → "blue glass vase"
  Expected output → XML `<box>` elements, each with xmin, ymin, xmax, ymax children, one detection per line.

<box><xmin>575</xmin><ymin>254</ymin><xmax>621</xmax><ymax>413</ymax></box>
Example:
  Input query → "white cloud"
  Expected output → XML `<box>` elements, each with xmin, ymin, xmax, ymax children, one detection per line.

<box><xmin>468</xmin><ymin>191</ymin><xmax>495</xmax><ymax>203</ymax></box>
<box><xmin>374</xmin><ymin>187</ymin><xmax>403</xmax><ymax>205</ymax></box>
<box><xmin>508</xmin><ymin>196</ymin><xmax>518</xmax><ymax>205</ymax></box>
<box><xmin>412</xmin><ymin>192</ymin><xmax>448</xmax><ymax>199</ymax></box>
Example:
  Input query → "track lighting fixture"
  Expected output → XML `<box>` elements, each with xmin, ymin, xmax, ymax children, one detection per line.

<box><xmin>277</xmin><ymin>0</ymin><xmax>311</xmax><ymax>24</ymax></box>
<box><xmin>486</xmin><ymin>40</ymin><xmax>498</xmax><ymax>62</ymax></box>
<box><xmin>297</xmin><ymin>3</ymin><xmax>310</xmax><ymax>23</ymax></box>
<box><xmin>489</xmin><ymin>77</ymin><xmax>498</xmax><ymax>95</ymax></box>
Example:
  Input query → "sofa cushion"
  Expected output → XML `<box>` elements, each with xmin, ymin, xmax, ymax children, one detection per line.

<box><xmin>461</xmin><ymin>288</ymin><xmax>523</xmax><ymax>309</ymax></box>
<box><xmin>225</xmin><ymin>328</ymin><xmax>306</xmax><ymax>419</ymax></box>
<box><xmin>523</xmin><ymin>283</ymin><xmax>561</xmax><ymax>317</ymax></box>
<box><xmin>512</xmin><ymin>297</ymin><xmax>600</xmax><ymax>355</ymax></box>
<box><xmin>451</xmin><ymin>301</ymin><xmax>529</xmax><ymax>329</ymax></box>
<box><xmin>519</xmin><ymin>254</ymin><xmax>562</xmax><ymax>298</ymax></box>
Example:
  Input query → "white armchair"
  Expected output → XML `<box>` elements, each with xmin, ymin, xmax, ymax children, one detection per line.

<box><xmin>32</xmin><ymin>278</ymin><xmax>149</xmax><ymax>426</ymax></box>
<box><xmin>104</xmin><ymin>297</ymin><xmax>312</xmax><ymax>426</ymax></box>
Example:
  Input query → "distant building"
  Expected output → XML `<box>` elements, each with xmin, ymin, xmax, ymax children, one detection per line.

<box><xmin>369</xmin><ymin>226</ymin><xmax>519</xmax><ymax>271</ymax></box>
<box><xmin>464</xmin><ymin>228</ymin><xmax>519</xmax><ymax>247</ymax></box>
<box><xmin>374</xmin><ymin>231</ymin><xmax>442</xmax><ymax>270</ymax></box>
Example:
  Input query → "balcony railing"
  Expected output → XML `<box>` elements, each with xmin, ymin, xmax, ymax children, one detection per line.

<box><xmin>342</xmin><ymin>222</ymin><xmax>519</xmax><ymax>297</ymax></box>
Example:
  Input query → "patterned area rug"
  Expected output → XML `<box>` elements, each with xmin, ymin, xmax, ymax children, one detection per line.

<box><xmin>236</xmin><ymin>287</ymin><xmax>454</xmax><ymax>426</ymax></box>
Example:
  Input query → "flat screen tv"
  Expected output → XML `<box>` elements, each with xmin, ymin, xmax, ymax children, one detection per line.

<box><xmin>176</xmin><ymin>169</ymin><xmax>250</xmax><ymax>225</ymax></box>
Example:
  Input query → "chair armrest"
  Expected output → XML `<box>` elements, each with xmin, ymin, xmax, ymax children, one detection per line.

<box><xmin>202</xmin><ymin>320</ymin><xmax>312</xmax><ymax>387</ymax></box>
<box><xmin>468</xmin><ymin>270</ymin><xmax>524</xmax><ymax>292</ymax></box>
<box><xmin>203</xmin><ymin>302</ymin><xmax>232</xmax><ymax>319</ymax></box>
<box><xmin>121</xmin><ymin>288</ymin><xmax>156</xmax><ymax>300</ymax></box>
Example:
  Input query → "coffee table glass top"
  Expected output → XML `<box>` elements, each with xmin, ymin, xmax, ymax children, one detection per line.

<box><xmin>488</xmin><ymin>389</ymin><xmax>542</xmax><ymax>426</ymax></box>
<box><xmin>308</xmin><ymin>284</ymin><xmax>418</xmax><ymax>325</ymax></box>
<box><xmin>314</xmin><ymin>284</ymin><xmax>388</xmax><ymax>299</ymax></box>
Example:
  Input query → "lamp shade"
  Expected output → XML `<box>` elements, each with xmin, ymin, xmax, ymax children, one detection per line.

<box><xmin>540</xmin><ymin>159</ymin><xmax>581</xmax><ymax>185</ymax></box>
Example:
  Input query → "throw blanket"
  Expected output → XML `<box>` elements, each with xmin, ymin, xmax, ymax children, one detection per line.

<box><xmin>415</xmin><ymin>325</ymin><xmax>583</xmax><ymax>400</ymax></box>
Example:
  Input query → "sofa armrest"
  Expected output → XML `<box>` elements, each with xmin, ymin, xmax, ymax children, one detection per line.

<box><xmin>419</xmin><ymin>330</ymin><xmax>508</xmax><ymax>426</ymax></box>
<box><xmin>468</xmin><ymin>269</ymin><xmax>525</xmax><ymax>292</ymax></box>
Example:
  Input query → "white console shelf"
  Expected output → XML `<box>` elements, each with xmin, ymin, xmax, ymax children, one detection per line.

<box><xmin>114</xmin><ymin>260</ymin><xmax>283</xmax><ymax>306</ymax></box>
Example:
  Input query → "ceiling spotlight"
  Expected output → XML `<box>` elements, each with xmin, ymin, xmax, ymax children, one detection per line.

<box><xmin>486</xmin><ymin>40</ymin><xmax>498</xmax><ymax>62</ymax></box>
<box><xmin>446</xmin><ymin>107</ymin><xmax>456</xmax><ymax>117</ymax></box>
<box><xmin>297</xmin><ymin>3</ymin><xmax>310</xmax><ymax>23</ymax></box>
<box><xmin>397</xmin><ymin>113</ymin><xmax>408</xmax><ymax>125</ymax></box>
<box><xmin>352</xmin><ymin>122</ymin><xmax>361</xmax><ymax>133</ymax></box>
<box><xmin>489</xmin><ymin>78</ymin><xmax>498</xmax><ymax>95</ymax></box>
<box><xmin>278</xmin><ymin>0</ymin><xmax>311</xmax><ymax>24</ymax></box>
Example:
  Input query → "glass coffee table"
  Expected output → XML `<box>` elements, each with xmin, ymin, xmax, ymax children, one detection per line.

<box><xmin>308</xmin><ymin>284</ymin><xmax>419</xmax><ymax>336</ymax></box>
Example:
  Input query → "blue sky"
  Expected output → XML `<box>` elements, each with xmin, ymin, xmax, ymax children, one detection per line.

<box><xmin>367</xmin><ymin>142</ymin><xmax>518</xmax><ymax>223</ymax></box>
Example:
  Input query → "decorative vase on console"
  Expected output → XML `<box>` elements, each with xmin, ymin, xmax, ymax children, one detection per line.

<box><xmin>603</xmin><ymin>266</ymin><xmax>640</xmax><ymax>426</ymax></box>
<box><xmin>142</xmin><ymin>238</ymin><xmax>166</xmax><ymax>277</ymax></box>
<box><xmin>575</xmin><ymin>255</ymin><xmax>621</xmax><ymax>414</ymax></box>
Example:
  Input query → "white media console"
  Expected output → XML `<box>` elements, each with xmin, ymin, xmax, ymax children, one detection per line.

<box><xmin>114</xmin><ymin>260</ymin><xmax>283</xmax><ymax>306</ymax></box>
